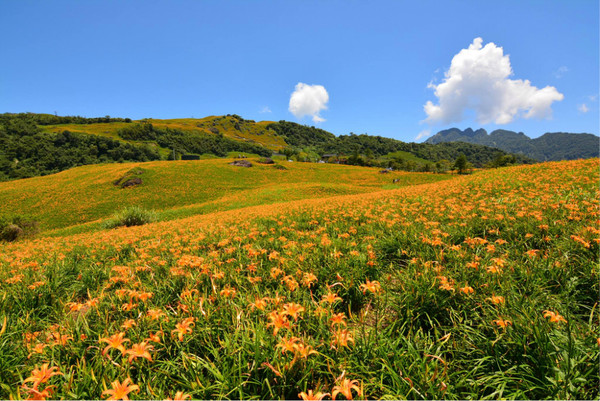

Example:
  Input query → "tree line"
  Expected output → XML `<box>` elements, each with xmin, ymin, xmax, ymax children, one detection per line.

<box><xmin>0</xmin><ymin>115</ymin><xmax>159</xmax><ymax>181</ymax></box>
<box><xmin>268</xmin><ymin>121</ymin><xmax>534</xmax><ymax>170</ymax></box>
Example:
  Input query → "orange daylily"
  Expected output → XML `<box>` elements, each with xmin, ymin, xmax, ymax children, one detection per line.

<box><xmin>167</xmin><ymin>391</ymin><xmax>192</xmax><ymax>401</ymax></box>
<box><xmin>332</xmin><ymin>378</ymin><xmax>362</xmax><ymax>400</ymax></box>
<box><xmin>102</xmin><ymin>377</ymin><xmax>140</xmax><ymax>400</ymax></box>
<box><xmin>543</xmin><ymin>310</ymin><xmax>567</xmax><ymax>324</ymax></box>
<box><xmin>100</xmin><ymin>332</ymin><xmax>130</xmax><ymax>356</ymax></box>
<box><xmin>487</xmin><ymin>295</ymin><xmax>505</xmax><ymax>305</ymax></box>
<box><xmin>359</xmin><ymin>279</ymin><xmax>381</xmax><ymax>294</ymax></box>
<box><xmin>282</xmin><ymin>302</ymin><xmax>305</xmax><ymax>321</ymax></box>
<box><xmin>330</xmin><ymin>313</ymin><xmax>347</xmax><ymax>327</ymax></box>
<box><xmin>321</xmin><ymin>291</ymin><xmax>342</xmax><ymax>305</ymax></box>
<box><xmin>331</xmin><ymin>329</ymin><xmax>354</xmax><ymax>349</ymax></box>
<box><xmin>172</xmin><ymin>317</ymin><xmax>195</xmax><ymax>341</ymax></box>
<box><xmin>23</xmin><ymin>363</ymin><xmax>63</xmax><ymax>388</ymax></box>
<box><xmin>492</xmin><ymin>318</ymin><xmax>512</xmax><ymax>329</ymax></box>
<box><xmin>124</xmin><ymin>341</ymin><xmax>154</xmax><ymax>362</ymax></box>
<box><xmin>267</xmin><ymin>311</ymin><xmax>290</xmax><ymax>336</ymax></box>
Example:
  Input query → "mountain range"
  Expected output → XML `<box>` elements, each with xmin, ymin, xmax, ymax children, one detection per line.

<box><xmin>425</xmin><ymin>128</ymin><xmax>599</xmax><ymax>161</ymax></box>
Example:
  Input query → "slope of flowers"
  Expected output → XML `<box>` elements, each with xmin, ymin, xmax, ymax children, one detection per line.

<box><xmin>0</xmin><ymin>159</ymin><xmax>449</xmax><ymax>233</ymax></box>
<box><xmin>0</xmin><ymin>159</ymin><xmax>598</xmax><ymax>399</ymax></box>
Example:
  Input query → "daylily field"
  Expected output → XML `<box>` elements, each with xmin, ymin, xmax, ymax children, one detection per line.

<box><xmin>0</xmin><ymin>159</ymin><xmax>598</xmax><ymax>400</ymax></box>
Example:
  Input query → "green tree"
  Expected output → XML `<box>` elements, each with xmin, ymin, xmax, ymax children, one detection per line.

<box><xmin>453</xmin><ymin>153</ymin><xmax>469</xmax><ymax>174</ymax></box>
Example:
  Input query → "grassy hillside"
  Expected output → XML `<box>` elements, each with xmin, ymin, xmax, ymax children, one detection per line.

<box><xmin>40</xmin><ymin>115</ymin><xmax>286</xmax><ymax>151</ymax></box>
<box><xmin>0</xmin><ymin>159</ymin><xmax>597</xmax><ymax>399</ymax></box>
<box><xmin>0</xmin><ymin>158</ymin><xmax>452</xmax><ymax>234</ymax></box>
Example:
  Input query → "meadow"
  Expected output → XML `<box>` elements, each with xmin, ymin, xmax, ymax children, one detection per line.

<box><xmin>0</xmin><ymin>158</ymin><xmax>597</xmax><ymax>400</ymax></box>
<box><xmin>0</xmin><ymin>159</ymin><xmax>450</xmax><ymax>235</ymax></box>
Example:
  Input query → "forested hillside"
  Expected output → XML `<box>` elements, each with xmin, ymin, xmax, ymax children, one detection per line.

<box><xmin>1</xmin><ymin>113</ymin><xmax>535</xmax><ymax>181</ymax></box>
<box><xmin>0</xmin><ymin>114</ymin><xmax>161</xmax><ymax>181</ymax></box>
<box><xmin>268</xmin><ymin>121</ymin><xmax>534</xmax><ymax>167</ymax></box>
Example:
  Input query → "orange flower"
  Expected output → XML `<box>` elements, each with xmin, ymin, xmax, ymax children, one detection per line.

<box><xmin>276</xmin><ymin>336</ymin><xmax>300</xmax><ymax>355</ymax></box>
<box><xmin>172</xmin><ymin>317</ymin><xmax>195</xmax><ymax>341</ymax></box>
<box><xmin>492</xmin><ymin>318</ymin><xmax>512</xmax><ymax>329</ymax></box>
<box><xmin>102</xmin><ymin>377</ymin><xmax>140</xmax><ymax>400</ymax></box>
<box><xmin>302</xmin><ymin>272</ymin><xmax>318</xmax><ymax>288</ymax></box>
<box><xmin>220</xmin><ymin>286</ymin><xmax>237</xmax><ymax>298</ymax></box>
<box><xmin>283</xmin><ymin>275</ymin><xmax>299</xmax><ymax>291</ymax></box>
<box><xmin>167</xmin><ymin>391</ymin><xmax>192</xmax><ymax>401</ymax></box>
<box><xmin>267</xmin><ymin>311</ymin><xmax>290</xmax><ymax>336</ymax></box>
<box><xmin>124</xmin><ymin>341</ymin><xmax>154</xmax><ymax>362</ymax></box>
<box><xmin>22</xmin><ymin>385</ymin><xmax>55</xmax><ymax>400</ymax></box>
<box><xmin>487</xmin><ymin>295</ymin><xmax>505</xmax><ymax>305</ymax></box>
<box><xmin>299</xmin><ymin>390</ymin><xmax>330</xmax><ymax>400</ymax></box>
<box><xmin>282</xmin><ymin>303</ymin><xmax>305</xmax><ymax>321</ymax></box>
<box><xmin>359</xmin><ymin>279</ymin><xmax>381</xmax><ymax>295</ymax></box>
<box><xmin>524</xmin><ymin>249</ymin><xmax>539</xmax><ymax>258</ymax></box>
<box><xmin>121</xmin><ymin>319</ymin><xmax>136</xmax><ymax>330</ymax></box>
<box><xmin>249</xmin><ymin>297</ymin><xmax>269</xmax><ymax>311</ymax></box>
<box><xmin>100</xmin><ymin>332</ymin><xmax>130</xmax><ymax>356</ymax></box>
<box><xmin>147</xmin><ymin>331</ymin><xmax>163</xmax><ymax>343</ymax></box>
<box><xmin>49</xmin><ymin>332</ymin><xmax>73</xmax><ymax>347</ymax></box>
<box><xmin>331</xmin><ymin>329</ymin><xmax>354</xmax><ymax>349</ymax></box>
<box><xmin>293</xmin><ymin>342</ymin><xmax>319</xmax><ymax>359</ymax></box>
<box><xmin>459</xmin><ymin>286</ymin><xmax>474</xmax><ymax>295</ymax></box>
<box><xmin>321</xmin><ymin>291</ymin><xmax>342</xmax><ymax>305</ymax></box>
<box><xmin>147</xmin><ymin>308</ymin><xmax>166</xmax><ymax>321</ymax></box>
<box><xmin>332</xmin><ymin>378</ymin><xmax>362</xmax><ymax>400</ymax></box>
<box><xmin>330</xmin><ymin>313</ymin><xmax>347</xmax><ymax>327</ymax></box>
<box><xmin>543</xmin><ymin>310</ymin><xmax>567</xmax><ymax>324</ymax></box>
<box><xmin>23</xmin><ymin>364</ymin><xmax>63</xmax><ymax>388</ymax></box>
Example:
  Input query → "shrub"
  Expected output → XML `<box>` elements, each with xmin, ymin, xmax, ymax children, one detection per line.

<box><xmin>104</xmin><ymin>206</ymin><xmax>158</xmax><ymax>229</ymax></box>
<box><xmin>0</xmin><ymin>214</ymin><xmax>39</xmax><ymax>241</ymax></box>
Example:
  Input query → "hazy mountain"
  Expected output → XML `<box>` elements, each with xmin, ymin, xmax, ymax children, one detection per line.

<box><xmin>426</xmin><ymin>128</ymin><xmax>599</xmax><ymax>161</ymax></box>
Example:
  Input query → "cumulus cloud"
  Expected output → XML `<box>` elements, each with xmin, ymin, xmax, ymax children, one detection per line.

<box><xmin>424</xmin><ymin>37</ymin><xmax>564</xmax><ymax>125</ymax></box>
<box><xmin>289</xmin><ymin>82</ymin><xmax>329</xmax><ymax>123</ymax></box>
<box><xmin>578</xmin><ymin>103</ymin><xmax>589</xmax><ymax>113</ymax></box>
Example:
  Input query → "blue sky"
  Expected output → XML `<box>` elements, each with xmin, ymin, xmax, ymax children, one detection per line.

<box><xmin>1</xmin><ymin>0</ymin><xmax>597</xmax><ymax>141</ymax></box>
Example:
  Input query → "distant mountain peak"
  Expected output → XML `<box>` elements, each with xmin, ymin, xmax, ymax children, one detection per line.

<box><xmin>425</xmin><ymin>128</ymin><xmax>599</xmax><ymax>161</ymax></box>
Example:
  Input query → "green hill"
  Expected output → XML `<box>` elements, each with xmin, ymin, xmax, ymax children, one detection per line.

<box><xmin>0</xmin><ymin>113</ymin><xmax>534</xmax><ymax>181</ymax></box>
<box><xmin>0</xmin><ymin>158</ymin><xmax>452</xmax><ymax>235</ymax></box>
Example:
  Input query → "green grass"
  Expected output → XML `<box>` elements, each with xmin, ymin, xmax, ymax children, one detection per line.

<box><xmin>0</xmin><ymin>159</ymin><xmax>453</xmax><ymax>235</ymax></box>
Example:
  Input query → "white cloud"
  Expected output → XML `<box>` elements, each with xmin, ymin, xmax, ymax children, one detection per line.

<box><xmin>554</xmin><ymin>66</ymin><xmax>569</xmax><ymax>78</ymax></box>
<box><xmin>259</xmin><ymin>106</ymin><xmax>272</xmax><ymax>113</ymax></box>
<box><xmin>424</xmin><ymin>37</ymin><xmax>564</xmax><ymax>125</ymax></box>
<box><xmin>578</xmin><ymin>103</ymin><xmax>589</xmax><ymax>113</ymax></box>
<box><xmin>415</xmin><ymin>129</ymin><xmax>431</xmax><ymax>141</ymax></box>
<box><xmin>289</xmin><ymin>82</ymin><xmax>329</xmax><ymax>123</ymax></box>
<box><xmin>589</xmin><ymin>94</ymin><xmax>598</xmax><ymax>102</ymax></box>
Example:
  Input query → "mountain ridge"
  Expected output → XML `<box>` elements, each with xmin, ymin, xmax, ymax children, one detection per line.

<box><xmin>426</xmin><ymin>128</ymin><xmax>599</xmax><ymax>161</ymax></box>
